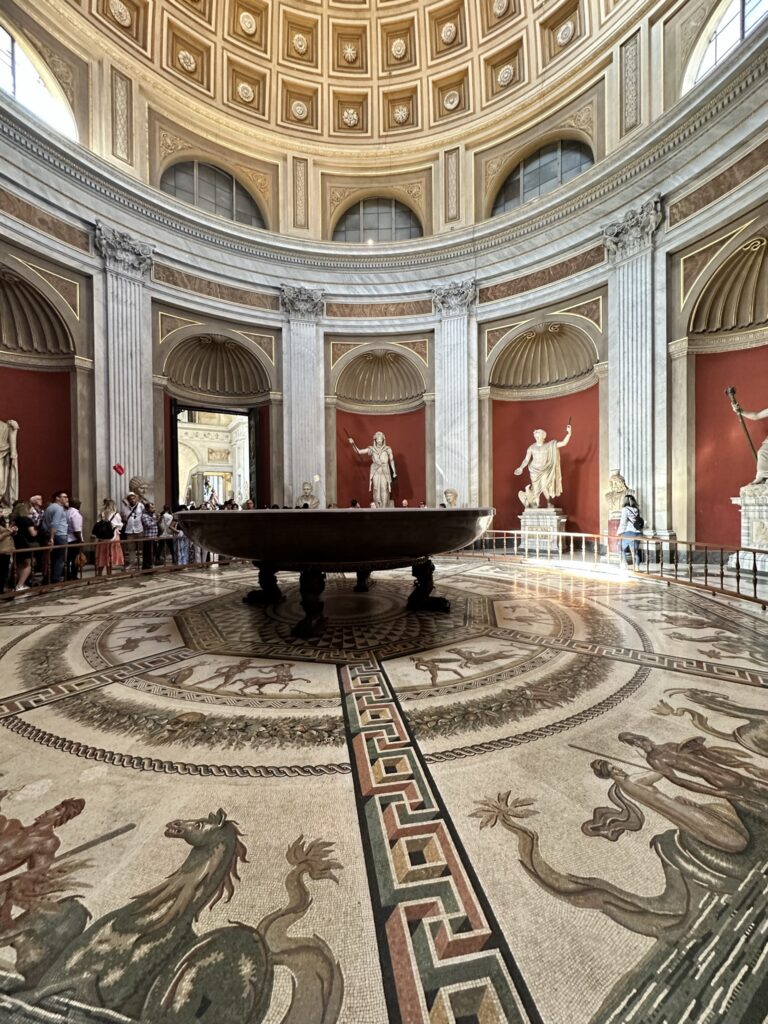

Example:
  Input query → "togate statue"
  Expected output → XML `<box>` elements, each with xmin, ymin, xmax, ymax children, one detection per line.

<box><xmin>728</xmin><ymin>389</ymin><xmax>768</xmax><ymax>486</ymax></box>
<box><xmin>0</xmin><ymin>418</ymin><xmax>19</xmax><ymax>513</ymax></box>
<box><xmin>348</xmin><ymin>432</ymin><xmax>397</xmax><ymax>508</ymax></box>
<box><xmin>514</xmin><ymin>422</ymin><xmax>572</xmax><ymax>509</ymax></box>
<box><xmin>295</xmin><ymin>481</ymin><xmax>320</xmax><ymax>509</ymax></box>
<box><xmin>605</xmin><ymin>469</ymin><xmax>630</xmax><ymax>514</ymax></box>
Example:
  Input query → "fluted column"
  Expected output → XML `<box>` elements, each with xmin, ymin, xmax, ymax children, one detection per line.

<box><xmin>280</xmin><ymin>285</ymin><xmax>325</xmax><ymax>506</ymax></box>
<box><xmin>603</xmin><ymin>196</ymin><xmax>662</xmax><ymax>525</ymax></box>
<box><xmin>432</xmin><ymin>280</ymin><xmax>478</xmax><ymax>507</ymax></box>
<box><xmin>94</xmin><ymin>221</ymin><xmax>154</xmax><ymax>494</ymax></box>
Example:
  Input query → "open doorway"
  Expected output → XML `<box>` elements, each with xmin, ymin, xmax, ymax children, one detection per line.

<box><xmin>170</xmin><ymin>402</ymin><xmax>262</xmax><ymax>507</ymax></box>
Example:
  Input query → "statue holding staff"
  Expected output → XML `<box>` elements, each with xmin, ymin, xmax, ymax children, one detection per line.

<box><xmin>727</xmin><ymin>388</ymin><xmax>768</xmax><ymax>484</ymax></box>
<box><xmin>348</xmin><ymin>431</ymin><xmax>397</xmax><ymax>507</ymax></box>
<box><xmin>514</xmin><ymin>421</ymin><xmax>572</xmax><ymax>508</ymax></box>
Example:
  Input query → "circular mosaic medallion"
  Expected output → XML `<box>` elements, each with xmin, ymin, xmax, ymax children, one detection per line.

<box><xmin>237</xmin><ymin>82</ymin><xmax>255</xmax><ymax>103</ymax></box>
<box><xmin>556</xmin><ymin>20</ymin><xmax>575</xmax><ymax>45</ymax></box>
<box><xmin>177</xmin><ymin>49</ymin><xmax>197</xmax><ymax>73</ymax></box>
<box><xmin>108</xmin><ymin>0</ymin><xmax>132</xmax><ymax>28</ymax></box>
<box><xmin>291</xmin><ymin>99</ymin><xmax>309</xmax><ymax>121</ymax></box>
<box><xmin>391</xmin><ymin>38</ymin><xmax>407</xmax><ymax>61</ymax></box>
<box><xmin>441</xmin><ymin>22</ymin><xmax>458</xmax><ymax>44</ymax></box>
<box><xmin>497</xmin><ymin>64</ymin><xmax>516</xmax><ymax>87</ymax></box>
<box><xmin>292</xmin><ymin>32</ymin><xmax>308</xmax><ymax>56</ymax></box>
<box><xmin>342</xmin><ymin>43</ymin><xmax>358</xmax><ymax>64</ymax></box>
<box><xmin>393</xmin><ymin>104</ymin><xmax>410</xmax><ymax>125</ymax></box>
<box><xmin>239</xmin><ymin>11</ymin><xmax>257</xmax><ymax>35</ymax></box>
<box><xmin>443</xmin><ymin>90</ymin><xmax>461</xmax><ymax>112</ymax></box>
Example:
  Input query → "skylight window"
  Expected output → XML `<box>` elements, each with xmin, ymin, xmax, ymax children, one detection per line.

<box><xmin>0</xmin><ymin>25</ymin><xmax>78</xmax><ymax>140</ymax></box>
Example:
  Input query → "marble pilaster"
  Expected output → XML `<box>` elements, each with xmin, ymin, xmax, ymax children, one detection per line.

<box><xmin>94</xmin><ymin>221</ymin><xmax>154</xmax><ymax>496</ymax></box>
<box><xmin>432</xmin><ymin>280</ymin><xmax>478</xmax><ymax>507</ymax></box>
<box><xmin>280</xmin><ymin>286</ymin><xmax>325</xmax><ymax>506</ymax></box>
<box><xmin>478</xmin><ymin>385</ymin><xmax>492</xmax><ymax>509</ymax></box>
<box><xmin>603</xmin><ymin>196</ymin><xmax>662</xmax><ymax>526</ymax></box>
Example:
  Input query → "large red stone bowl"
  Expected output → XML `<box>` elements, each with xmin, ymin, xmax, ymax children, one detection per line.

<box><xmin>175</xmin><ymin>508</ymin><xmax>494</xmax><ymax>572</ymax></box>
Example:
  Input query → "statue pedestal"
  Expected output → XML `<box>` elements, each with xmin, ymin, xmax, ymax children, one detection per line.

<box><xmin>729</xmin><ymin>484</ymin><xmax>768</xmax><ymax>573</ymax></box>
<box><xmin>518</xmin><ymin>507</ymin><xmax>567</xmax><ymax>553</ymax></box>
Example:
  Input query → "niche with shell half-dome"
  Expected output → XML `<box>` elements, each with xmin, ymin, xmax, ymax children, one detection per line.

<box><xmin>485</xmin><ymin>316</ymin><xmax>602</xmax><ymax>533</ymax></box>
<box><xmin>329</xmin><ymin>340</ymin><xmax>431</xmax><ymax>507</ymax></box>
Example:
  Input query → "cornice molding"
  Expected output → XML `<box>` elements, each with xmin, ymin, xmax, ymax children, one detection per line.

<box><xmin>0</xmin><ymin>40</ymin><xmax>766</xmax><ymax>274</ymax></box>
<box><xmin>677</xmin><ymin>330</ymin><xmax>768</xmax><ymax>356</ymax></box>
<box><xmin>490</xmin><ymin>367</ymin><xmax>598</xmax><ymax>401</ymax></box>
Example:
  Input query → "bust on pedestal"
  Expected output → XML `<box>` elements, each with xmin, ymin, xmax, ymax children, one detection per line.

<box><xmin>513</xmin><ymin>422</ymin><xmax>572</xmax><ymax>550</ymax></box>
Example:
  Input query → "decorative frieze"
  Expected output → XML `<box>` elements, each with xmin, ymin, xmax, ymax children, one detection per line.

<box><xmin>620</xmin><ymin>32</ymin><xmax>641</xmax><ymax>136</ymax></box>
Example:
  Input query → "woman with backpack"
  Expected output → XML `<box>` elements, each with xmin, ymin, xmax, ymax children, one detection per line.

<box><xmin>92</xmin><ymin>499</ymin><xmax>124</xmax><ymax>576</ymax></box>
<box><xmin>618</xmin><ymin>494</ymin><xmax>644</xmax><ymax>567</ymax></box>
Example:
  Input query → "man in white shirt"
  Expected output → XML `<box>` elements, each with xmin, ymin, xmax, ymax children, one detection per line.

<box><xmin>66</xmin><ymin>498</ymin><xmax>83</xmax><ymax>580</ymax></box>
<box><xmin>121</xmin><ymin>491</ymin><xmax>145</xmax><ymax>568</ymax></box>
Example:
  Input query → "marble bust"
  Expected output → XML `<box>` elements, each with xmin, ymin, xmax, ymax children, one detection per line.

<box><xmin>443</xmin><ymin>488</ymin><xmax>458</xmax><ymax>507</ymax></box>
<box><xmin>605</xmin><ymin>469</ymin><xmax>630</xmax><ymax>514</ymax></box>
<box><xmin>295</xmin><ymin>481</ymin><xmax>320</xmax><ymax>509</ymax></box>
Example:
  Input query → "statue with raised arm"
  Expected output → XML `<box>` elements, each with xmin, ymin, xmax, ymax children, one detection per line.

<box><xmin>728</xmin><ymin>391</ymin><xmax>768</xmax><ymax>484</ymax></box>
<box><xmin>513</xmin><ymin>422</ymin><xmax>572</xmax><ymax>508</ymax></box>
<box><xmin>0</xmin><ymin>419</ymin><xmax>19</xmax><ymax>513</ymax></box>
<box><xmin>348</xmin><ymin>431</ymin><xmax>397</xmax><ymax>507</ymax></box>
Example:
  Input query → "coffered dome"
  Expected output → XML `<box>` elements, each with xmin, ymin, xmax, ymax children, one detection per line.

<box><xmin>38</xmin><ymin>0</ymin><xmax>636</xmax><ymax>149</ymax></box>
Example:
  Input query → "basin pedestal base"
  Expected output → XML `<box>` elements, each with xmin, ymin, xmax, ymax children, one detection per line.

<box><xmin>243</xmin><ymin>566</ymin><xmax>284</xmax><ymax>606</ymax></box>
<box><xmin>406</xmin><ymin>560</ymin><xmax>451</xmax><ymax>614</ymax></box>
<box><xmin>292</xmin><ymin>569</ymin><xmax>327</xmax><ymax>637</ymax></box>
<box><xmin>354</xmin><ymin>571</ymin><xmax>372</xmax><ymax>592</ymax></box>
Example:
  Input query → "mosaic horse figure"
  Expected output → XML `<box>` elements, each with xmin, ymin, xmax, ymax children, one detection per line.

<box><xmin>29</xmin><ymin>809</ymin><xmax>344</xmax><ymax>1023</ymax></box>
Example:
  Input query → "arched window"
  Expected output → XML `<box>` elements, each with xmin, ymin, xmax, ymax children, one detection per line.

<box><xmin>160</xmin><ymin>161</ymin><xmax>266</xmax><ymax>227</ymax></box>
<box><xmin>491</xmin><ymin>141</ymin><xmax>594</xmax><ymax>217</ymax></box>
<box><xmin>0</xmin><ymin>25</ymin><xmax>78</xmax><ymax>140</ymax></box>
<box><xmin>332</xmin><ymin>198</ymin><xmax>422</xmax><ymax>243</ymax></box>
<box><xmin>683</xmin><ymin>0</ymin><xmax>767</xmax><ymax>93</ymax></box>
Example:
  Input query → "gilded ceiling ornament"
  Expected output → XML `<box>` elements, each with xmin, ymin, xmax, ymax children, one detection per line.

<box><xmin>342</xmin><ymin>108</ymin><xmax>359</xmax><ymax>128</ymax></box>
<box><xmin>497</xmin><ymin>64</ymin><xmax>516</xmax><ymax>87</ymax></box>
<box><xmin>556</xmin><ymin>20</ymin><xmax>575</xmax><ymax>46</ymax></box>
<box><xmin>291</xmin><ymin>99</ymin><xmax>309</xmax><ymax>121</ymax></box>
<box><xmin>108</xmin><ymin>0</ymin><xmax>133</xmax><ymax>28</ymax></box>
<box><xmin>443</xmin><ymin>90</ymin><xmax>460</xmax><ymax>112</ymax></box>
<box><xmin>391</xmin><ymin>38</ymin><xmax>407</xmax><ymax>61</ymax></box>
<box><xmin>177</xmin><ymin>49</ymin><xmax>197</xmax><ymax>73</ymax></box>
<box><xmin>342</xmin><ymin>42</ymin><xmax>358</xmax><ymax>64</ymax></box>
<box><xmin>292</xmin><ymin>33</ymin><xmax>308</xmax><ymax>56</ymax></box>
<box><xmin>493</xmin><ymin>0</ymin><xmax>510</xmax><ymax>15</ymax></box>
<box><xmin>239</xmin><ymin>11</ymin><xmax>257</xmax><ymax>36</ymax></box>
<box><xmin>237</xmin><ymin>82</ymin><xmax>255</xmax><ymax>103</ymax></box>
<box><xmin>393</xmin><ymin>104</ymin><xmax>409</xmax><ymax>125</ymax></box>
<box><xmin>441</xmin><ymin>22</ymin><xmax>458</xmax><ymax>45</ymax></box>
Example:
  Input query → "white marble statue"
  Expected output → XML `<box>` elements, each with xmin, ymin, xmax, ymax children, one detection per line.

<box><xmin>605</xmin><ymin>469</ymin><xmax>630</xmax><ymax>514</ymax></box>
<box><xmin>348</xmin><ymin>432</ymin><xmax>397</xmax><ymax>508</ymax></box>
<box><xmin>514</xmin><ymin>423</ymin><xmax>572</xmax><ymax>508</ymax></box>
<box><xmin>295</xmin><ymin>481</ymin><xmax>320</xmax><ymax>509</ymax></box>
<box><xmin>444</xmin><ymin>488</ymin><xmax>458</xmax><ymax>507</ymax></box>
<box><xmin>729</xmin><ymin>397</ymin><xmax>768</xmax><ymax>485</ymax></box>
<box><xmin>0</xmin><ymin>419</ymin><xmax>19</xmax><ymax>513</ymax></box>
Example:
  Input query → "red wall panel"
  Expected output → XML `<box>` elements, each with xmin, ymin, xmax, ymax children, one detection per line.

<box><xmin>695</xmin><ymin>346</ymin><xmax>768</xmax><ymax>546</ymax></box>
<box><xmin>492</xmin><ymin>385</ymin><xmax>599</xmax><ymax>532</ymax></box>
<box><xmin>0</xmin><ymin>366</ymin><xmax>72</xmax><ymax>502</ymax></box>
<box><xmin>336</xmin><ymin>408</ymin><xmax>426</xmax><ymax>508</ymax></box>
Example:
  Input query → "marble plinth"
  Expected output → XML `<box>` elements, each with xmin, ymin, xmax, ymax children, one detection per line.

<box><xmin>518</xmin><ymin>507</ymin><xmax>567</xmax><ymax>553</ymax></box>
<box><xmin>729</xmin><ymin>483</ymin><xmax>768</xmax><ymax>573</ymax></box>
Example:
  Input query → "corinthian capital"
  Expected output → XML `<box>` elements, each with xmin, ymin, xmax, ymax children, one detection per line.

<box><xmin>280</xmin><ymin>285</ymin><xmax>324</xmax><ymax>319</ymax></box>
<box><xmin>602</xmin><ymin>195</ymin><xmax>663</xmax><ymax>260</ymax></box>
<box><xmin>432</xmin><ymin>279</ymin><xmax>476</xmax><ymax>316</ymax></box>
<box><xmin>95</xmin><ymin>222</ymin><xmax>154</xmax><ymax>276</ymax></box>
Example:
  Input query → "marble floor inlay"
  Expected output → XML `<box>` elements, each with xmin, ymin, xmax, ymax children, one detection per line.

<box><xmin>0</xmin><ymin>560</ymin><xmax>766</xmax><ymax>1023</ymax></box>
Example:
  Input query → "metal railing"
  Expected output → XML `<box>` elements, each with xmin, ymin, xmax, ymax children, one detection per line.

<box><xmin>0</xmin><ymin>534</ymin><xmax>238</xmax><ymax>601</ymax></box>
<box><xmin>464</xmin><ymin>529</ymin><xmax>768</xmax><ymax>608</ymax></box>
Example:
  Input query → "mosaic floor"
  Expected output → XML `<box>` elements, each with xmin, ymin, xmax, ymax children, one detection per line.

<box><xmin>0</xmin><ymin>559</ymin><xmax>767</xmax><ymax>1023</ymax></box>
